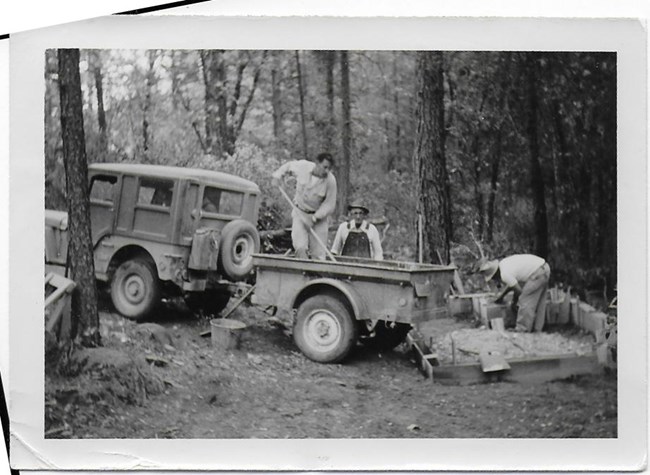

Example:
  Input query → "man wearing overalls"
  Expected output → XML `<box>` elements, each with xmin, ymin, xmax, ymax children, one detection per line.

<box><xmin>331</xmin><ymin>202</ymin><xmax>383</xmax><ymax>260</ymax></box>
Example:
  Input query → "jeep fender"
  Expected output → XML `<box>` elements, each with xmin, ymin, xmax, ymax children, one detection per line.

<box><xmin>290</xmin><ymin>278</ymin><xmax>367</xmax><ymax>321</ymax></box>
<box><xmin>94</xmin><ymin>236</ymin><xmax>187</xmax><ymax>284</ymax></box>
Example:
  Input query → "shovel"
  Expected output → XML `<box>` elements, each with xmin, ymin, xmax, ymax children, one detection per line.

<box><xmin>277</xmin><ymin>185</ymin><xmax>337</xmax><ymax>262</ymax></box>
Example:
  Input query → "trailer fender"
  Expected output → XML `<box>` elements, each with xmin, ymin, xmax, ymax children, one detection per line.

<box><xmin>291</xmin><ymin>278</ymin><xmax>367</xmax><ymax>321</ymax></box>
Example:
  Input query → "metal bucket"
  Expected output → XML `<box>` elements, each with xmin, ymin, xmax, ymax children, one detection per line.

<box><xmin>210</xmin><ymin>318</ymin><xmax>247</xmax><ymax>351</ymax></box>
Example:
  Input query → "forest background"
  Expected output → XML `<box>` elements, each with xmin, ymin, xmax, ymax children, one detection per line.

<box><xmin>43</xmin><ymin>49</ymin><xmax>617</xmax><ymax>295</ymax></box>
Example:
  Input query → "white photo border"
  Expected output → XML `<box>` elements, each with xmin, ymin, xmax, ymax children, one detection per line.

<box><xmin>9</xmin><ymin>15</ymin><xmax>647</xmax><ymax>471</ymax></box>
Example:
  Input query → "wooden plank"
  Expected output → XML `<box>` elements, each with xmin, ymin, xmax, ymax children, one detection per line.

<box><xmin>406</xmin><ymin>333</ymin><xmax>436</xmax><ymax>380</ymax></box>
<box><xmin>431</xmin><ymin>353</ymin><xmax>601</xmax><ymax>385</ymax></box>
<box><xmin>479</xmin><ymin>351</ymin><xmax>511</xmax><ymax>373</ymax></box>
<box><xmin>452</xmin><ymin>269</ymin><xmax>466</xmax><ymax>295</ymax></box>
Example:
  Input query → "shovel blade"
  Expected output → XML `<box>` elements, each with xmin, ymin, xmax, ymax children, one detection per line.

<box><xmin>479</xmin><ymin>351</ymin><xmax>511</xmax><ymax>373</ymax></box>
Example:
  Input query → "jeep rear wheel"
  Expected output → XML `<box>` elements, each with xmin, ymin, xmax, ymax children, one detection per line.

<box><xmin>294</xmin><ymin>295</ymin><xmax>357</xmax><ymax>363</ymax></box>
<box><xmin>219</xmin><ymin>219</ymin><xmax>260</xmax><ymax>281</ymax></box>
<box><xmin>111</xmin><ymin>257</ymin><xmax>160</xmax><ymax>321</ymax></box>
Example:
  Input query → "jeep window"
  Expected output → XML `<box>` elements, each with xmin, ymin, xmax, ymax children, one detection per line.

<box><xmin>90</xmin><ymin>175</ymin><xmax>117</xmax><ymax>203</ymax></box>
<box><xmin>138</xmin><ymin>178</ymin><xmax>174</xmax><ymax>208</ymax></box>
<box><xmin>202</xmin><ymin>187</ymin><xmax>243</xmax><ymax>216</ymax></box>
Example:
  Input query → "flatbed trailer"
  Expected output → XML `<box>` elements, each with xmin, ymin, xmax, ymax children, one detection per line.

<box><xmin>250</xmin><ymin>253</ymin><xmax>455</xmax><ymax>363</ymax></box>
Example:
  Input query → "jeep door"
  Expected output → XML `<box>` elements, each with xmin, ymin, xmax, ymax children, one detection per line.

<box><xmin>130</xmin><ymin>176</ymin><xmax>176</xmax><ymax>241</ymax></box>
<box><xmin>89</xmin><ymin>173</ymin><xmax>119</xmax><ymax>245</ymax></box>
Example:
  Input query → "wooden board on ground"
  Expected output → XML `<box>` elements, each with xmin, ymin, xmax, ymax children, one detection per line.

<box><xmin>479</xmin><ymin>351</ymin><xmax>511</xmax><ymax>373</ymax></box>
<box><xmin>431</xmin><ymin>353</ymin><xmax>601</xmax><ymax>385</ymax></box>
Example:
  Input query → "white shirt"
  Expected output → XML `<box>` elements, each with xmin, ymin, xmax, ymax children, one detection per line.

<box><xmin>272</xmin><ymin>160</ymin><xmax>337</xmax><ymax>220</ymax></box>
<box><xmin>499</xmin><ymin>254</ymin><xmax>546</xmax><ymax>288</ymax></box>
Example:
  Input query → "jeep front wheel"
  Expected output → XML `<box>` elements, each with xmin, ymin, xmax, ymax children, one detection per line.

<box><xmin>110</xmin><ymin>257</ymin><xmax>160</xmax><ymax>321</ymax></box>
<box><xmin>294</xmin><ymin>295</ymin><xmax>357</xmax><ymax>363</ymax></box>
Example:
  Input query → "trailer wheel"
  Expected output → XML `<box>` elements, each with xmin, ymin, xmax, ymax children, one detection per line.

<box><xmin>184</xmin><ymin>291</ymin><xmax>230</xmax><ymax>316</ymax></box>
<box><xmin>360</xmin><ymin>322</ymin><xmax>412</xmax><ymax>351</ymax></box>
<box><xmin>294</xmin><ymin>295</ymin><xmax>357</xmax><ymax>363</ymax></box>
<box><xmin>111</xmin><ymin>257</ymin><xmax>160</xmax><ymax>321</ymax></box>
<box><xmin>219</xmin><ymin>219</ymin><xmax>260</xmax><ymax>281</ymax></box>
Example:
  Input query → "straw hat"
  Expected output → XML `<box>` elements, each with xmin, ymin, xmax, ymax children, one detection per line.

<box><xmin>479</xmin><ymin>259</ymin><xmax>500</xmax><ymax>281</ymax></box>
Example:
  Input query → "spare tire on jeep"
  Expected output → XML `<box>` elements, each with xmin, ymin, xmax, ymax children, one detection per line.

<box><xmin>219</xmin><ymin>219</ymin><xmax>260</xmax><ymax>281</ymax></box>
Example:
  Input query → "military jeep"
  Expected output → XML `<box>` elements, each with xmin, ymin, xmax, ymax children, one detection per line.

<box><xmin>45</xmin><ymin>163</ymin><xmax>261</xmax><ymax>320</ymax></box>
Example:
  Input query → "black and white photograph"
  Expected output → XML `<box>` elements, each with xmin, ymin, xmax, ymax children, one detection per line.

<box><xmin>6</xmin><ymin>12</ymin><xmax>647</xmax><ymax>472</ymax></box>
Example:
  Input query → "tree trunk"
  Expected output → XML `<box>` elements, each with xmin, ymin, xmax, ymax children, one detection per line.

<box><xmin>200</xmin><ymin>50</ymin><xmax>227</xmax><ymax>158</ymax></box>
<box><xmin>486</xmin><ymin>129</ymin><xmax>502</xmax><ymax>243</ymax></box>
<box><xmin>142</xmin><ymin>50</ymin><xmax>156</xmax><ymax>159</ymax></box>
<box><xmin>392</xmin><ymin>57</ymin><xmax>402</xmax><ymax>171</ymax></box>
<box><xmin>90</xmin><ymin>51</ymin><xmax>108</xmax><ymax>162</ymax></box>
<box><xmin>486</xmin><ymin>53</ymin><xmax>511</xmax><ymax>243</ymax></box>
<box><xmin>271</xmin><ymin>54</ymin><xmax>282</xmax><ymax>141</ymax></box>
<box><xmin>600</xmin><ymin>69</ymin><xmax>617</xmax><ymax>293</ymax></box>
<box><xmin>57</xmin><ymin>48</ymin><xmax>100</xmax><ymax>348</ymax></box>
<box><xmin>413</xmin><ymin>51</ymin><xmax>452</xmax><ymax>264</ymax></box>
<box><xmin>525</xmin><ymin>53</ymin><xmax>549</xmax><ymax>259</ymax></box>
<box><xmin>325</xmin><ymin>51</ymin><xmax>336</xmax><ymax>150</ymax></box>
<box><xmin>472</xmin><ymin>135</ymin><xmax>484</xmax><ymax>239</ymax></box>
<box><xmin>295</xmin><ymin>51</ymin><xmax>309</xmax><ymax>160</ymax></box>
<box><xmin>551</xmin><ymin>100</ymin><xmax>568</xmax><ymax>216</ymax></box>
<box><xmin>338</xmin><ymin>51</ymin><xmax>352</xmax><ymax>216</ymax></box>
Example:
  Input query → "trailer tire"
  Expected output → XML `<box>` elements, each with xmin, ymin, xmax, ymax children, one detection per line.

<box><xmin>219</xmin><ymin>219</ymin><xmax>260</xmax><ymax>281</ymax></box>
<box><xmin>360</xmin><ymin>322</ymin><xmax>411</xmax><ymax>351</ymax></box>
<box><xmin>294</xmin><ymin>295</ymin><xmax>357</xmax><ymax>363</ymax></box>
<box><xmin>110</xmin><ymin>257</ymin><xmax>160</xmax><ymax>321</ymax></box>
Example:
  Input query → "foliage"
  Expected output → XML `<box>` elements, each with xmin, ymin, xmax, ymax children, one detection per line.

<box><xmin>44</xmin><ymin>49</ymin><xmax>617</xmax><ymax>293</ymax></box>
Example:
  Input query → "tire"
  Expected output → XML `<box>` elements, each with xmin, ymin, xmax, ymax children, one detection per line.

<box><xmin>294</xmin><ymin>295</ymin><xmax>358</xmax><ymax>363</ymax></box>
<box><xmin>360</xmin><ymin>322</ymin><xmax>411</xmax><ymax>351</ymax></box>
<box><xmin>184</xmin><ymin>291</ymin><xmax>230</xmax><ymax>316</ymax></box>
<box><xmin>219</xmin><ymin>219</ymin><xmax>260</xmax><ymax>281</ymax></box>
<box><xmin>110</xmin><ymin>257</ymin><xmax>160</xmax><ymax>321</ymax></box>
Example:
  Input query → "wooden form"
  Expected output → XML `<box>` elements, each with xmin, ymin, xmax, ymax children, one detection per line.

<box><xmin>408</xmin><ymin>325</ymin><xmax>602</xmax><ymax>384</ymax></box>
<box><xmin>406</xmin><ymin>331</ymin><xmax>438</xmax><ymax>380</ymax></box>
<box><xmin>430</xmin><ymin>353</ymin><xmax>601</xmax><ymax>385</ymax></box>
<box><xmin>45</xmin><ymin>272</ymin><xmax>76</xmax><ymax>342</ymax></box>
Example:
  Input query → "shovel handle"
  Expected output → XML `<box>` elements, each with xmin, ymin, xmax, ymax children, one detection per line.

<box><xmin>277</xmin><ymin>186</ymin><xmax>337</xmax><ymax>262</ymax></box>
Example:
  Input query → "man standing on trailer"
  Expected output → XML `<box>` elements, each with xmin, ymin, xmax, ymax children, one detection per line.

<box><xmin>479</xmin><ymin>254</ymin><xmax>551</xmax><ymax>332</ymax></box>
<box><xmin>272</xmin><ymin>153</ymin><xmax>337</xmax><ymax>260</ymax></box>
<box><xmin>331</xmin><ymin>202</ymin><xmax>383</xmax><ymax>260</ymax></box>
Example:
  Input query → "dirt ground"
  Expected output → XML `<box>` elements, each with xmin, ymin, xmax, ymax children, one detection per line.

<box><xmin>45</xmin><ymin>300</ymin><xmax>617</xmax><ymax>439</ymax></box>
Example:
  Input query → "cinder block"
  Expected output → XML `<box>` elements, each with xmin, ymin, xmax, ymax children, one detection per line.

<box><xmin>547</xmin><ymin>287</ymin><xmax>571</xmax><ymax>325</ymax></box>
<box><xmin>570</xmin><ymin>298</ymin><xmax>581</xmax><ymax>326</ymax></box>
<box><xmin>478</xmin><ymin>301</ymin><xmax>510</xmax><ymax>327</ymax></box>
<box><xmin>558</xmin><ymin>292</ymin><xmax>571</xmax><ymax>324</ymax></box>
<box><xmin>472</xmin><ymin>297</ymin><xmax>483</xmax><ymax>317</ymax></box>
<box><xmin>448</xmin><ymin>296</ymin><xmax>473</xmax><ymax>316</ymax></box>
<box><xmin>577</xmin><ymin>302</ymin><xmax>596</xmax><ymax>331</ymax></box>
<box><xmin>583</xmin><ymin>311</ymin><xmax>607</xmax><ymax>338</ymax></box>
<box><xmin>546</xmin><ymin>301</ymin><xmax>560</xmax><ymax>324</ymax></box>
